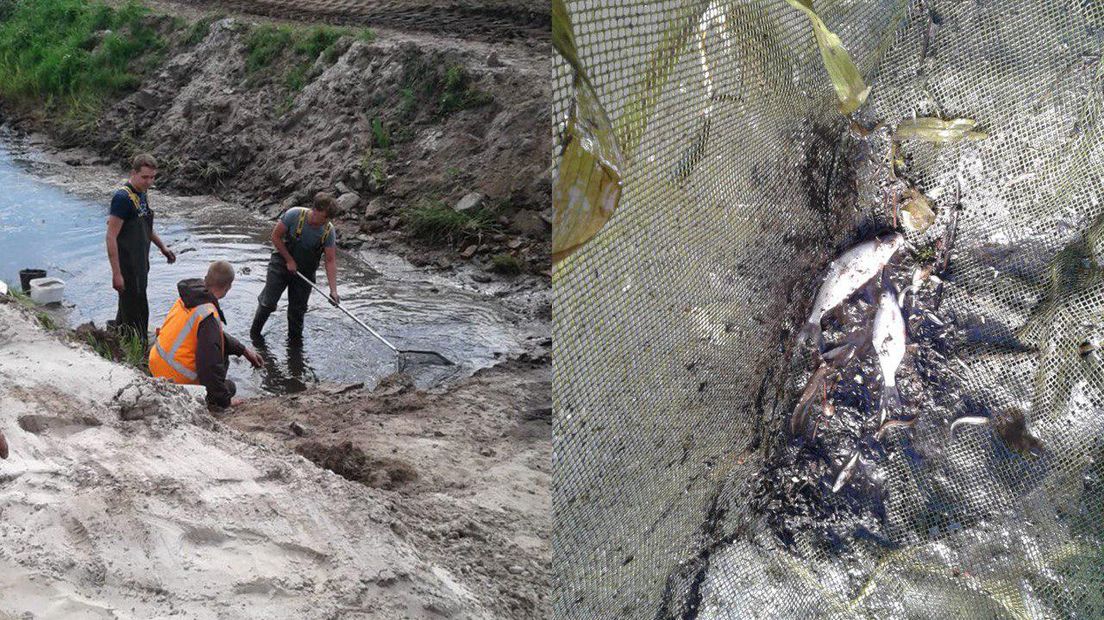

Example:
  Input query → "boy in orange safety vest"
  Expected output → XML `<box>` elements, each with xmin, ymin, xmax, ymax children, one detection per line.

<box><xmin>149</xmin><ymin>261</ymin><xmax>263</xmax><ymax>410</ymax></box>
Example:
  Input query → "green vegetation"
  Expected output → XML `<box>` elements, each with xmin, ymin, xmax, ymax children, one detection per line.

<box><xmin>85</xmin><ymin>324</ymin><xmax>148</xmax><ymax>369</ymax></box>
<box><xmin>36</xmin><ymin>311</ymin><xmax>58</xmax><ymax>330</ymax></box>
<box><xmin>914</xmin><ymin>244</ymin><xmax>936</xmax><ymax>262</ymax></box>
<box><xmin>293</xmin><ymin>25</ymin><xmax>341</xmax><ymax>60</ymax></box>
<box><xmin>490</xmin><ymin>253</ymin><xmax>524</xmax><ymax>276</ymax></box>
<box><xmin>437</xmin><ymin>64</ymin><xmax>493</xmax><ymax>115</ymax></box>
<box><xmin>85</xmin><ymin>333</ymin><xmax>114</xmax><ymax>360</ymax></box>
<box><xmin>244</xmin><ymin>22</ymin><xmax>354</xmax><ymax>91</ymax></box>
<box><xmin>370</xmin><ymin>160</ymin><xmax>386</xmax><ymax>190</ymax></box>
<box><xmin>402</xmin><ymin>58</ymin><xmax>494</xmax><ymax>119</ymax></box>
<box><xmin>399</xmin><ymin>86</ymin><xmax>417</xmax><ymax>119</ymax></box>
<box><xmin>371</xmin><ymin>117</ymin><xmax>390</xmax><ymax>149</ymax></box>
<box><xmin>117</xmin><ymin>325</ymin><xmax>148</xmax><ymax>369</ymax></box>
<box><xmin>0</xmin><ymin>0</ymin><xmax>165</xmax><ymax>129</ymax></box>
<box><xmin>244</xmin><ymin>24</ymin><xmax>294</xmax><ymax>73</ymax></box>
<box><xmin>4</xmin><ymin>289</ymin><xmax>61</xmax><ymax>331</ymax></box>
<box><xmin>284</xmin><ymin>65</ymin><xmax>306</xmax><ymax>91</ymax></box>
<box><xmin>356</xmin><ymin>28</ymin><xmax>376</xmax><ymax>44</ymax></box>
<box><xmin>402</xmin><ymin>200</ymin><xmax>498</xmax><ymax>245</ymax></box>
<box><xmin>197</xmin><ymin>160</ymin><xmax>227</xmax><ymax>185</ymax></box>
<box><xmin>358</xmin><ymin>154</ymin><xmax>388</xmax><ymax>192</ymax></box>
<box><xmin>7</xmin><ymin>288</ymin><xmax>35</xmax><ymax>309</ymax></box>
<box><xmin>185</xmin><ymin>13</ymin><xmax>223</xmax><ymax>46</ymax></box>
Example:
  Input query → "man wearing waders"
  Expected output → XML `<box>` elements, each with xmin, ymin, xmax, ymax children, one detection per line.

<box><xmin>105</xmin><ymin>153</ymin><xmax>176</xmax><ymax>346</ymax></box>
<box><xmin>250</xmin><ymin>192</ymin><xmax>340</xmax><ymax>342</ymax></box>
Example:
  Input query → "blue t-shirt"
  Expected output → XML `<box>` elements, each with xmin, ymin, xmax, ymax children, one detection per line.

<box><xmin>281</xmin><ymin>207</ymin><xmax>336</xmax><ymax>251</ymax></box>
<box><xmin>109</xmin><ymin>183</ymin><xmax>153</xmax><ymax>271</ymax></box>
<box><xmin>110</xmin><ymin>183</ymin><xmax>151</xmax><ymax>221</ymax></box>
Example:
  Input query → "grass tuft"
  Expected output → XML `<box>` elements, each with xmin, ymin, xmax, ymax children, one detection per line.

<box><xmin>437</xmin><ymin>64</ymin><xmax>493</xmax><ymax>115</ymax></box>
<box><xmin>117</xmin><ymin>325</ymin><xmax>148</xmax><ymax>368</ymax></box>
<box><xmin>244</xmin><ymin>24</ymin><xmax>293</xmax><ymax>73</ymax></box>
<box><xmin>185</xmin><ymin>13</ymin><xmax>223</xmax><ymax>46</ymax></box>
<box><xmin>86</xmin><ymin>333</ymin><xmax>114</xmax><ymax>360</ymax></box>
<box><xmin>36</xmin><ymin>311</ymin><xmax>58</xmax><ymax>330</ymax></box>
<box><xmin>371</xmin><ymin>117</ymin><xmax>390</xmax><ymax>149</ymax></box>
<box><xmin>489</xmin><ymin>253</ymin><xmax>523</xmax><ymax>276</ymax></box>
<box><xmin>293</xmin><ymin>25</ymin><xmax>341</xmax><ymax>60</ymax></box>
<box><xmin>8</xmin><ymin>287</ymin><xmax>35</xmax><ymax>309</ymax></box>
<box><xmin>402</xmin><ymin>201</ymin><xmax>497</xmax><ymax>246</ymax></box>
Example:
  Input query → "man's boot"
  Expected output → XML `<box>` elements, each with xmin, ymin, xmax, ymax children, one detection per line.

<box><xmin>287</xmin><ymin>309</ymin><xmax>305</xmax><ymax>344</ymax></box>
<box><xmin>250</xmin><ymin>306</ymin><xmax>272</xmax><ymax>340</ymax></box>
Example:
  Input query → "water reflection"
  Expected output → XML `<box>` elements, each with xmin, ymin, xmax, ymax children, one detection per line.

<box><xmin>251</xmin><ymin>333</ymin><xmax>318</xmax><ymax>394</ymax></box>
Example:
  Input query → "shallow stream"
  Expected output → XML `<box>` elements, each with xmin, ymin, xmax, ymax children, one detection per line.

<box><xmin>0</xmin><ymin>142</ymin><xmax>533</xmax><ymax>396</ymax></box>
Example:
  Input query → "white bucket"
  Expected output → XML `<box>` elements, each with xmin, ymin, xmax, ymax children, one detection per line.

<box><xmin>29</xmin><ymin>277</ymin><xmax>65</xmax><ymax>305</ymax></box>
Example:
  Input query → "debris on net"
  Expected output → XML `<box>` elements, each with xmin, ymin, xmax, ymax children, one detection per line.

<box><xmin>784</xmin><ymin>0</ymin><xmax>870</xmax><ymax>115</ymax></box>
<box><xmin>552</xmin><ymin>0</ymin><xmax>625</xmax><ymax>264</ymax></box>
<box><xmin>894</xmin><ymin>117</ymin><xmax>988</xmax><ymax>142</ymax></box>
<box><xmin>900</xmin><ymin>188</ymin><xmax>936</xmax><ymax>232</ymax></box>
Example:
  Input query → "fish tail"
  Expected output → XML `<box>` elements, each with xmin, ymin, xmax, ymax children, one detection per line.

<box><xmin>880</xmin><ymin>384</ymin><xmax>900</xmax><ymax>417</ymax></box>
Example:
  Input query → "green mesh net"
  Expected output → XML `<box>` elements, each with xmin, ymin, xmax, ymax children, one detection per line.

<box><xmin>553</xmin><ymin>1</ymin><xmax>1104</xmax><ymax>617</ymax></box>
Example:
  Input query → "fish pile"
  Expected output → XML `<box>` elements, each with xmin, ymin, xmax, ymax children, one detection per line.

<box><xmin>791</xmin><ymin>232</ymin><xmax>916</xmax><ymax>493</ymax></box>
<box><xmin>789</xmin><ymin>227</ymin><xmax>1043</xmax><ymax>497</ymax></box>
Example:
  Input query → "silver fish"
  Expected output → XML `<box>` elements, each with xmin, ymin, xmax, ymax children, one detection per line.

<box><xmin>799</xmin><ymin>233</ymin><xmax>905</xmax><ymax>349</ymax></box>
<box><xmin>875</xmin><ymin>416</ymin><xmax>916</xmax><ymax>440</ymax></box>
<box><xmin>949</xmin><ymin>415</ymin><xmax>989</xmax><ymax>439</ymax></box>
<box><xmin>831</xmin><ymin>451</ymin><xmax>861</xmax><ymax>493</ymax></box>
<box><xmin>873</xmin><ymin>286</ymin><xmax>906</xmax><ymax>419</ymax></box>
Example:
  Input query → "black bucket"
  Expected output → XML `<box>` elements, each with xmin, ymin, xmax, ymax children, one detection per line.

<box><xmin>19</xmin><ymin>269</ymin><xmax>46</xmax><ymax>293</ymax></box>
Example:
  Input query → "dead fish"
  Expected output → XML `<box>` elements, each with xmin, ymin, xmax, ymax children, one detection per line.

<box><xmin>791</xmin><ymin>343</ymin><xmax>855</xmax><ymax>437</ymax></box>
<box><xmin>0</xmin><ymin>430</ymin><xmax>6</xmax><ymax>459</ymax></box>
<box><xmin>904</xmin><ymin>265</ymin><xmax>932</xmax><ymax>307</ymax></box>
<box><xmin>875</xmin><ymin>416</ymin><xmax>917</xmax><ymax>440</ymax></box>
<box><xmin>791</xmin><ymin>364</ymin><xmax>830</xmax><ymax>436</ymax></box>
<box><xmin>949</xmin><ymin>415</ymin><xmax>989</xmax><ymax>439</ymax></box>
<box><xmin>823</xmin><ymin>342</ymin><xmax>858</xmax><ymax>366</ymax></box>
<box><xmin>832</xmin><ymin>452</ymin><xmax>861</xmax><ymax>493</ymax></box>
<box><xmin>873</xmin><ymin>286</ymin><xmax>906</xmax><ymax>418</ymax></box>
<box><xmin>799</xmin><ymin>233</ymin><xmax>905</xmax><ymax>349</ymax></box>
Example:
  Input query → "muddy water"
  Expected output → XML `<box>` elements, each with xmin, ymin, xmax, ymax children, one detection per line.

<box><xmin>0</xmin><ymin>143</ymin><xmax>532</xmax><ymax>396</ymax></box>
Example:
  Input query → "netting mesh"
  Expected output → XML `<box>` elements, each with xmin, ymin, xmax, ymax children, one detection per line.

<box><xmin>553</xmin><ymin>0</ymin><xmax>1104</xmax><ymax>617</ymax></box>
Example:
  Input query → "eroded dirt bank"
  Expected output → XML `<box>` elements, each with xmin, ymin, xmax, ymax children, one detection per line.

<box><xmin>227</xmin><ymin>355</ymin><xmax>552</xmax><ymax>617</ymax></box>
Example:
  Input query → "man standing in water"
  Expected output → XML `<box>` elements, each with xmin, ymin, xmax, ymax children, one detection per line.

<box><xmin>105</xmin><ymin>153</ymin><xmax>175</xmax><ymax>346</ymax></box>
<box><xmin>250</xmin><ymin>192</ymin><xmax>340</xmax><ymax>342</ymax></box>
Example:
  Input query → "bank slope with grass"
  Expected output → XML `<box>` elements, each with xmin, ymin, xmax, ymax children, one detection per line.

<box><xmin>0</xmin><ymin>0</ymin><xmax>550</xmax><ymax>275</ymax></box>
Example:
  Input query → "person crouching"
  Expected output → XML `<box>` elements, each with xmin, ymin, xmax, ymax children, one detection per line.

<box><xmin>149</xmin><ymin>261</ymin><xmax>263</xmax><ymax>410</ymax></box>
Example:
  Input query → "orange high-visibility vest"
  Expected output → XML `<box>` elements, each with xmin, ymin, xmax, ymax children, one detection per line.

<box><xmin>148</xmin><ymin>299</ymin><xmax>223</xmax><ymax>384</ymax></box>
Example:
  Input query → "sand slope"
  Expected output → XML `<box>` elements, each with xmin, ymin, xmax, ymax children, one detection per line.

<box><xmin>0</xmin><ymin>303</ymin><xmax>485</xmax><ymax>619</ymax></box>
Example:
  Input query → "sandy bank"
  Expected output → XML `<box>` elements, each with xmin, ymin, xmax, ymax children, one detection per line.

<box><xmin>0</xmin><ymin>300</ymin><xmax>490</xmax><ymax>619</ymax></box>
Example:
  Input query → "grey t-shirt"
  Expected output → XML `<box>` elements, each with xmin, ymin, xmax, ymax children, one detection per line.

<box><xmin>281</xmin><ymin>207</ymin><xmax>336</xmax><ymax>251</ymax></box>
